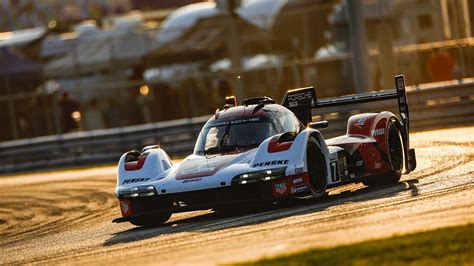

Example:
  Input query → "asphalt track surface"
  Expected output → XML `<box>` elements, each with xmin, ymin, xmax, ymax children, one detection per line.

<box><xmin>1</xmin><ymin>126</ymin><xmax>473</xmax><ymax>265</ymax></box>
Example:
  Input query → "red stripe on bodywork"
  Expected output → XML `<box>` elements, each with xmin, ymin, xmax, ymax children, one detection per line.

<box><xmin>267</xmin><ymin>137</ymin><xmax>293</xmax><ymax>153</ymax></box>
<box><xmin>124</xmin><ymin>155</ymin><xmax>147</xmax><ymax>171</ymax></box>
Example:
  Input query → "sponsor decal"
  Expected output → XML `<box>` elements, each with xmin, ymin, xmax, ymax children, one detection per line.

<box><xmin>274</xmin><ymin>183</ymin><xmax>287</xmax><ymax>194</ymax></box>
<box><xmin>396</xmin><ymin>76</ymin><xmax>405</xmax><ymax>91</ymax></box>
<box><xmin>372</xmin><ymin>128</ymin><xmax>385</xmax><ymax>137</ymax></box>
<box><xmin>120</xmin><ymin>199</ymin><xmax>132</xmax><ymax>216</ymax></box>
<box><xmin>295</xmin><ymin>167</ymin><xmax>304</xmax><ymax>174</ymax></box>
<box><xmin>287</xmin><ymin>91</ymin><xmax>315</xmax><ymax>108</ymax></box>
<box><xmin>354</xmin><ymin>117</ymin><xmax>367</xmax><ymax>127</ymax></box>
<box><xmin>212</xmin><ymin>117</ymin><xmax>260</xmax><ymax>127</ymax></box>
<box><xmin>182</xmin><ymin>178</ymin><xmax>202</xmax><ymax>183</ymax></box>
<box><xmin>253</xmin><ymin>160</ymin><xmax>289</xmax><ymax>168</ymax></box>
<box><xmin>291</xmin><ymin>184</ymin><xmax>308</xmax><ymax>194</ymax></box>
<box><xmin>292</xmin><ymin>177</ymin><xmax>303</xmax><ymax>184</ymax></box>
<box><xmin>374</xmin><ymin>162</ymin><xmax>382</xmax><ymax>169</ymax></box>
<box><xmin>330</xmin><ymin>161</ymin><xmax>339</xmax><ymax>182</ymax></box>
<box><xmin>122</xmin><ymin>178</ymin><xmax>151</xmax><ymax>185</ymax></box>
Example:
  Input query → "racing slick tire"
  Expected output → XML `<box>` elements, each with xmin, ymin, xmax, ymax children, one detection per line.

<box><xmin>306</xmin><ymin>137</ymin><xmax>327</xmax><ymax>199</ymax></box>
<box><xmin>129</xmin><ymin>212</ymin><xmax>172</xmax><ymax>227</ymax></box>
<box><xmin>363</xmin><ymin>120</ymin><xmax>404</xmax><ymax>186</ymax></box>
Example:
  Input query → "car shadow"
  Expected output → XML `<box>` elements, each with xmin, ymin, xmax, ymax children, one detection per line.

<box><xmin>104</xmin><ymin>179</ymin><xmax>420</xmax><ymax>246</ymax></box>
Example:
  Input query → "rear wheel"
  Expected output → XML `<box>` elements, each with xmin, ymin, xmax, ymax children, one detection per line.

<box><xmin>363</xmin><ymin>120</ymin><xmax>404</xmax><ymax>186</ymax></box>
<box><xmin>129</xmin><ymin>212</ymin><xmax>171</xmax><ymax>227</ymax></box>
<box><xmin>306</xmin><ymin>137</ymin><xmax>327</xmax><ymax>198</ymax></box>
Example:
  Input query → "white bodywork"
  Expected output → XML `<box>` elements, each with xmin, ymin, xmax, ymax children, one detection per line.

<box><xmin>116</xmin><ymin>128</ymin><xmax>342</xmax><ymax>196</ymax></box>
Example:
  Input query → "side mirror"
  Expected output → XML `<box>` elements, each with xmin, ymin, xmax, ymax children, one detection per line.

<box><xmin>224</xmin><ymin>96</ymin><xmax>237</xmax><ymax>108</ymax></box>
<box><xmin>308</xmin><ymin>120</ymin><xmax>329</xmax><ymax>129</ymax></box>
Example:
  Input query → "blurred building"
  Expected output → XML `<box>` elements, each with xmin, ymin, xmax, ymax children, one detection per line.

<box><xmin>317</xmin><ymin>0</ymin><xmax>473</xmax><ymax>88</ymax></box>
<box><xmin>0</xmin><ymin>0</ymin><xmax>133</xmax><ymax>32</ymax></box>
<box><xmin>0</xmin><ymin>0</ymin><xmax>473</xmax><ymax>142</ymax></box>
<box><xmin>131</xmin><ymin>0</ymin><xmax>204</xmax><ymax>10</ymax></box>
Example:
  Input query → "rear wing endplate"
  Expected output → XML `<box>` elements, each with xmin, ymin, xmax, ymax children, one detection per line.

<box><xmin>281</xmin><ymin>75</ymin><xmax>416</xmax><ymax>172</ymax></box>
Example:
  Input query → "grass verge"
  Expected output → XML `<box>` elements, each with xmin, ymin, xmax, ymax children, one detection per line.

<box><xmin>239</xmin><ymin>223</ymin><xmax>474</xmax><ymax>266</ymax></box>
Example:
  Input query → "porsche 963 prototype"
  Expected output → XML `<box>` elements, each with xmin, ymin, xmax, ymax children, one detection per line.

<box><xmin>113</xmin><ymin>75</ymin><xmax>417</xmax><ymax>226</ymax></box>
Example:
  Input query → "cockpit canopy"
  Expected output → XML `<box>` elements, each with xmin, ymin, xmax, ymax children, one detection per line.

<box><xmin>194</xmin><ymin>104</ymin><xmax>301</xmax><ymax>155</ymax></box>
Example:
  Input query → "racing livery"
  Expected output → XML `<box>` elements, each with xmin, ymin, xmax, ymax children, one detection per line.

<box><xmin>113</xmin><ymin>75</ymin><xmax>417</xmax><ymax>226</ymax></box>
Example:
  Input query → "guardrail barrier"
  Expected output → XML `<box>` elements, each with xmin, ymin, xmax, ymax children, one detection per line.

<box><xmin>1</xmin><ymin>81</ymin><xmax>473</xmax><ymax>174</ymax></box>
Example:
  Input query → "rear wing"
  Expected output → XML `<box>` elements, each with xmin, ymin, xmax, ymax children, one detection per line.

<box><xmin>281</xmin><ymin>75</ymin><xmax>416</xmax><ymax>172</ymax></box>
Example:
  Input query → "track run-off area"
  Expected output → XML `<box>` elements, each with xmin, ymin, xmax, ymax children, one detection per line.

<box><xmin>1</xmin><ymin>126</ymin><xmax>473</xmax><ymax>265</ymax></box>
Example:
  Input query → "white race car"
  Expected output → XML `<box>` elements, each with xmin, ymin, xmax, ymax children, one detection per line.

<box><xmin>113</xmin><ymin>75</ymin><xmax>416</xmax><ymax>226</ymax></box>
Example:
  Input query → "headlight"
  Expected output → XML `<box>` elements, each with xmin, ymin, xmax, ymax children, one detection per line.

<box><xmin>232</xmin><ymin>167</ymin><xmax>286</xmax><ymax>185</ymax></box>
<box><xmin>115</xmin><ymin>185</ymin><xmax>156</xmax><ymax>198</ymax></box>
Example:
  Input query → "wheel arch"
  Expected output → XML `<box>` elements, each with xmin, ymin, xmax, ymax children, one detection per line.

<box><xmin>117</xmin><ymin>147</ymin><xmax>172</xmax><ymax>187</ymax></box>
<box><xmin>250</xmin><ymin>129</ymin><xmax>331</xmax><ymax>184</ymax></box>
<box><xmin>300</xmin><ymin>129</ymin><xmax>332</xmax><ymax>185</ymax></box>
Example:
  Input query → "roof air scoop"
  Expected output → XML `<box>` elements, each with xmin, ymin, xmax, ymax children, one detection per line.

<box><xmin>242</xmin><ymin>96</ymin><xmax>275</xmax><ymax>106</ymax></box>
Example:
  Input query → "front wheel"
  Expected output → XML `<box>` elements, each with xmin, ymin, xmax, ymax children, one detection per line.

<box><xmin>306</xmin><ymin>137</ymin><xmax>327</xmax><ymax>199</ymax></box>
<box><xmin>129</xmin><ymin>212</ymin><xmax>172</xmax><ymax>227</ymax></box>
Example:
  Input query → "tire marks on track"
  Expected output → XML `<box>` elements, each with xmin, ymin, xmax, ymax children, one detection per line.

<box><xmin>1</xmin><ymin>126</ymin><xmax>473</xmax><ymax>265</ymax></box>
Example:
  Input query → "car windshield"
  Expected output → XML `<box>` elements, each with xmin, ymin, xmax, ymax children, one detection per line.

<box><xmin>194</xmin><ymin>117</ymin><xmax>277</xmax><ymax>155</ymax></box>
